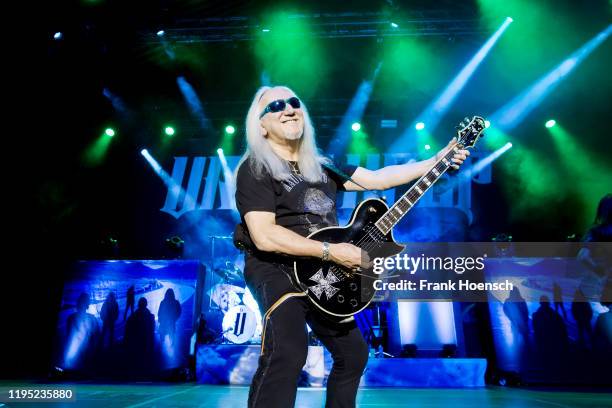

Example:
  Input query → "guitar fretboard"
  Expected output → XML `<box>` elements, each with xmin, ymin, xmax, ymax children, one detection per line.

<box><xmin>374</xmin><ymin>145</ymin><xmax>459</xmax><ymax>235</ymax></box>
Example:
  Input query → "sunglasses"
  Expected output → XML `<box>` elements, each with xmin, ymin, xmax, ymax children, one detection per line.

<box><xmin>259</xmin><ymin>96</ymin><xmax>301</xmax><ymax>119</ymax></box>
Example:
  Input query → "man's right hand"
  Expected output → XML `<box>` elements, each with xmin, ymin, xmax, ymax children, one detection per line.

<box><xmin>328</xmin><ymin>243</ymin><xmax>369</xmax><ymax>270</ymax></box>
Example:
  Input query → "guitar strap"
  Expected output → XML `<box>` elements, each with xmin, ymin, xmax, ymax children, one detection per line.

<box><xmin>322</xmin><ymin>162</ymin><xmax>376</xmax><ymax>194</ymax></box>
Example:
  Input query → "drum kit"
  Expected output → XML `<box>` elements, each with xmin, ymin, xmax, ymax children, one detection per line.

<box><xmin>206</xmin><ymin>236</ymin><xmax>262</xmax><ymax>345</ymax></box>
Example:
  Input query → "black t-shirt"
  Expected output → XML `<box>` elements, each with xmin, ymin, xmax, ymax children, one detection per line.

<box><xmin>235</xmin><ymin>157</ymin><xmax>356</xmax><ymax>286</ymax></box>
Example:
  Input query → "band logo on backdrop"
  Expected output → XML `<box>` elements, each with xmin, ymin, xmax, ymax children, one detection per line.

<box><xmin>159</xmin><ymin>153</ymin><xmax>492</xmax><ymax>222</ymax></box>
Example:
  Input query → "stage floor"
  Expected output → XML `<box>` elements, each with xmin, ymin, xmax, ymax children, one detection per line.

<box><xmin>1</xmin><ymin>382</ymin><xmax>611</xmax><ymax>407</ymax></box>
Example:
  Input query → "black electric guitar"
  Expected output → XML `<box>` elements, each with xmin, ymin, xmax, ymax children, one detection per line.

<box><xmin>293</xmin><ymin>116</ymin><xmax>486</xmax><ymax>318</ymax></box>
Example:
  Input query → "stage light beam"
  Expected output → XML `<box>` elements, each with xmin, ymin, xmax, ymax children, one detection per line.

<box><xmin>389</xmin><ymin>17</ymin><xmax>512</xmax><ymax>152</ymax></box>
<box><xmin>140</xmin><ymin>149</ymin><xmax>194</xmax><ymax>212</ymax></box>
<box><xmin>177</xmin><ymin>76</ymin><xmax>211</xmax><ymax>130</ymax></box>
<box><xmin>327</xmin><ymin>63</ymin><xmax>381</xmax><ymax>156</ymax></box>
<box><xmin>102</xmin><ymin>88</ymin><xmax>130</xmax><ymax>117</ymax></box>
<box><xmin>217</xmin><ymin>147</ymin><xmax>237</xmax><ymax>209</ymax></box>
<box><xmin>164</xmin><ymin>126</ymin><xmax>175</xmax><ymax>137</ymax></box>
<box><xmin>490</xmin><ymin>24</ymin><xmax>612</xmax><ymax>131</ymax></box>
<box><xmin>83</xmin><ymin>127</ymin><xmax>116</xmax><ymax>165</ymax></box>
<box><xmin>415</xmin><ymin>122</ymin><xmax>425</xmax><ymax>131</ymax></box>
<box><xmin>458</xmin><ymin>142</ymin><xmax>513</xmax><ymax>182</ymax></box>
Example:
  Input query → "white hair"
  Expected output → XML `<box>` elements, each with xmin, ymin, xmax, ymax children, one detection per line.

<box><xmin>237</xmin><ymin>86</ymin><xmax>329</xmax><ymax>183</ymax></box>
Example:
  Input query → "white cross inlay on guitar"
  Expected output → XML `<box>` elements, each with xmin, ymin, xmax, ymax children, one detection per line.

<box><xmin>308</xmin><ymin>269</ymin><xmax>341</xmax><ymax>300</ymax></box>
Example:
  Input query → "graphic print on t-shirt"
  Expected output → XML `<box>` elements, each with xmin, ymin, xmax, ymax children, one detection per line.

<box><xmin>301</xmin><ymin>187</ymin><xmax>336</xmax><ymax>234</ymax></box>
<box><xmin>280</xmin><ymin>174</ymin><xmax>303</xmax><ymax>192</ymax></box>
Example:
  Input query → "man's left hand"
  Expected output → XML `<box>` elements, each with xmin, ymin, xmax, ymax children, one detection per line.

<box><xmin>437</xmin><ymin>137</ymin><xmax>470</xmax><ymax>170</ymax></box>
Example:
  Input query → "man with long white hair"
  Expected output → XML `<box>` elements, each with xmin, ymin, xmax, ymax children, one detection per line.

<box><xmin>235</xmin><ymin>85</ymin><xmax>469</xmax><ymax>407</ymax></box>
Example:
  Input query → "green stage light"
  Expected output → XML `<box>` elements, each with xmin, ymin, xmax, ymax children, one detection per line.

<box><xmin>545</xmin><ymin>119</ymin><xmax>556</xmax><ymax>128</ymax></box>
<box><xmin>391</xmin><ymin>22</ymin><xmax>399</xmax><ymax>28</ymax></box>
<box><xmin>415</xmin><ymin>122</ymin><xmax>425</xmax><ymax>131</ymax></box>
<box><xmin>104</xmin><ymin>128</ymin><xmax>115</xmax><ymax>137</ymax></box>
<box><xmin>225</xmin><ymin>125</ymin><xmax>236</xmax><ymax>135</ymax></box>
<box><xmin>164</xmin><ymin>126</ymin><xmax>175</xmax><ymax>136</ymax></box>
<box><xmin>424</xmin><ymin>144</ymin><xmax>431</xmax><ymax>150</ymax></box>
<box><xmin>351</xmin><ymin>122</ymin><xmax>361</xmax><ymax>132</ymax></box>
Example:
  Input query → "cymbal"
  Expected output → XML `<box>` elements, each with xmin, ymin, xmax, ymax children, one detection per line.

<box><xmin>213</xmin><ymin>267</ymin><xmax>243</xmax><ymax>282</ymax></box>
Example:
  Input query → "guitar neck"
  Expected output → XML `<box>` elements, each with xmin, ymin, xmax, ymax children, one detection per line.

<box><xmin>374</xmin><ymin>144</ymin><xmax>459</xmax><ymax>235</ymax></box>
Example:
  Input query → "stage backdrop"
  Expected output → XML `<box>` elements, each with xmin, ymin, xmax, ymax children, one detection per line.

<box><xmin>52</xmin><ymin>260</ymin><xmax>202</xmax><ymax>379</ymax></box>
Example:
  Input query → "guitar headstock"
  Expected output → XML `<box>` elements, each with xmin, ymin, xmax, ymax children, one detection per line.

<box><xmin>456</xmin><ymin>116</ymin><xmax>486</xmax><ymax>149</ymax></box>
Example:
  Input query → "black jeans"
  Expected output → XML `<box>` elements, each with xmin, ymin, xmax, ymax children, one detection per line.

<box><xmin>247</xmin><ymin>269</ymin><xmax>368</xmax><ymax>408</ymax></box>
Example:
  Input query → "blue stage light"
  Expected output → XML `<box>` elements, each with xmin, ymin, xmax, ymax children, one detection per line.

<box><xmin>53</xmin><ymin>32</ymin><xmax>63</xmax><ymax>40</ymax></box>
<box><xmin>389</xmin><ymin>17</ymin><xmax>512</xmax><ymax>152</ymax></box>
<box><xmin>177</xmin><ymin>76</ymin><xmax>210</xmax><ymax>130</ymax></box>
<box><xmin>415</xmin><ymin>122</ymin><xmax>425</xmax><ymax>131</ymax></box>
<box><xmin>326</xmin><ymin>63</ymin><xmax>382</xmax><ymax>156</ymax></box>
<box><xmin>490</xmin><ymin>24</ymin><xmax>611</xmax><ymax>131</ymax></box>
